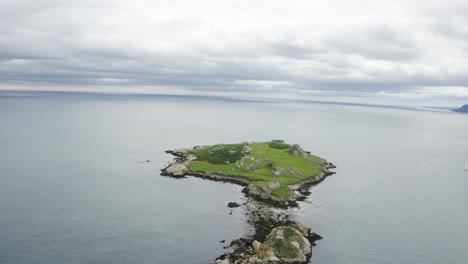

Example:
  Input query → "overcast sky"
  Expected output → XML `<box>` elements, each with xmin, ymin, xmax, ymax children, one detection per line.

<box><xmin>1</xmin><ymin>0</ymin><xmax>467</xmax><ymax>105</ymax></box>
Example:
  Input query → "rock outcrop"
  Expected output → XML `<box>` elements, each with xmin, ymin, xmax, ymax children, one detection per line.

<box><xmin>161</xmin><ymin>150</ymin><xmax>196</xmax><ymax>177</ymax></box>
<box><xmin>291</xmin><ymin>144</ymin><xmax>304</xmax><ymax>155</ymax></box>
<box><xmin>163</xmin><ymin>163</ymin><xmax>188</xmax><ymax>176</ymax></box>
<box><xmin>213</xmin><ymin>224</ymin><xmax>319</xmax><ymax>264</ymax></box>
<box><xmin>243</xmin><ymin>182</ymin><xmax>300</xmax><ymax>208</ymax></box>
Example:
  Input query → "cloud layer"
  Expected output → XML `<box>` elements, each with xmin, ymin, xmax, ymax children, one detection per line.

<box><xmin>1</xmin><ymin>0</ymin><xmax>468</xmax><ymax>103</ymax></box>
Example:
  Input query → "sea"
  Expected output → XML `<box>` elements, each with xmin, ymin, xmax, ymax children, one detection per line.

<box><xmin>0</xmin><ymin>91</ymin><xmax>467</xmax><ymax>264</ymax></box>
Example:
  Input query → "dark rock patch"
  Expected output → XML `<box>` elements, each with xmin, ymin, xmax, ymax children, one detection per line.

<box><xmin>228</xmin><ymin>202</ymin><xmax>241</xmax><ymax>208</ymax></box>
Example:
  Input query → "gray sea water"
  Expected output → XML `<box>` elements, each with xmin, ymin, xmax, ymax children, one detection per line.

<box><xmin>1</xmin><ymin>92</ymin><xmax>467</xmax><ymax>264</ymax></box>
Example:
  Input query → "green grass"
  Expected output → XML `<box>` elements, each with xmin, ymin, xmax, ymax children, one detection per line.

<box><xmin>271</xmin><ymin>185</ymin><xmax>293</xmax><ymax>198</ymax></box>
<box><xmin>274</xmin><ymin>239</ymin><xmax>299</xmax><ymax>258</ymax></box>
<box><xmin>283</xmin><ymin>227</ymin><xmax>296</xmax><ymax>240</ymax></box>
<box><xmin>271</xmin><ymin>226</ymin><xmax>304</xmax><ymax>258</ymax></box>
<box><xmin>187</xmin><ymin>143</ymin><xmax>246</xmax><ymax>164</ymax></box>
<box><xmin>186</xmin><ymin>141</ymin><xmax>326</xmax><ymax>199</ymax></box>
<box><xmin>268</xmin><ymin>140</ymin><xmax>291</xmax><ymax>149</ymax></box>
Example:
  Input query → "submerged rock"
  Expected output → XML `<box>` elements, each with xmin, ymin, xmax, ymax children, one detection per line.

<box><xmin>228</xmin><ymin>202</ymin><xmax>241</xmax><ymax>208</ymax></box>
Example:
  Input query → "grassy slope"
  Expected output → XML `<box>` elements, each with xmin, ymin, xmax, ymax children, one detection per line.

<box><xmin>187</xmin><ymin>141</ymin><xmax>326</xmax><ymax>198</ymax></box>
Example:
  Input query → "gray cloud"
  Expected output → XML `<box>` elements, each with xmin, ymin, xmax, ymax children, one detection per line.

<box><xmin>323</xmin><ymin>25</ymin><xmax>419</xmax><ymax>62</ymax></box>
<box><xmin>1</xmin><ymin>0</ymin><xmax>468</xmax><ymax>101</ymax></box>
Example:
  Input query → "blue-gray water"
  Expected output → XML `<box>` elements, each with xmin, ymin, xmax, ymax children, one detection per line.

<box><xmin>1</xmin><ymin>92</ymin><xmax>467</xmax><ymax>264</ymax></box>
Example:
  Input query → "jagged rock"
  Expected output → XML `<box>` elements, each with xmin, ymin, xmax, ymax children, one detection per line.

<box><xmin>252</xmin><ymin>240</ymin><xmax>261</xmax><ymax>252</ymax></box>
<box><xmin>214</xmin><ymin>257</ymin><xmax>230</xmax><ymax>264</ymax></box>
<box><xmin>265</xmin><ymin>182</ymin><xmax>280</xmax><ymax>191</ymax></box>
<box><xmin>284</xmin><ymin>169</ymin><xmax>296</xmax><ymax>177</ymax></box>
<box><xmin>243</xmin><ymin>182</ymin><xmax>300</xmax><ymax>208</ymax></box>
<box><xmin>242</xmin><ymin>145</ymin><xmax>252</xmax><ymax>153</ymax></box>
<box><xmin>238</xmin><ymin>156</ymin><xmax>264</xmax><ymax>172</ymax></box>
<box><xmin>291</xmin><ymin>144</ymin><xmax>305</xmax><ymax>156</ymax></box>
<box><xmin>273</xmin><ymin>168</ymin><xmax>282</xmax><ymax>177</ymax></box>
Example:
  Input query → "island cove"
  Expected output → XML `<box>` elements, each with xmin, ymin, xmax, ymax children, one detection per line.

<box><xmin>162</xmin><ymin>140</ymin><xmax>335</xmax><ymax>208</ymax></box>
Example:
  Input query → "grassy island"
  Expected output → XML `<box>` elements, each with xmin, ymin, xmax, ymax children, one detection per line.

<box><xmin>162</xmin><ymin>140</ymin><xmax>335</xmax><ymax>207</ymax></box>
<box><xmin>161</xmin><ymin>140</ymin><xmax>333</xmax><ymax>262</ymax></box>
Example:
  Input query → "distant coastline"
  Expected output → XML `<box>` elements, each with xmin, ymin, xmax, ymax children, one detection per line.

<box><xmin>0</xmin><ymin>89</ymin><xmax>434</xmax><ymax>112</ymax></box>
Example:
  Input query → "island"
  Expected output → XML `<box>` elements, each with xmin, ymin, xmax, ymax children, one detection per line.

<box><xmin>162</xmin><ymin>140</ymin><xmax>335</xmax><ymax>207</ymax></box>
<box><xmin>453</xmin><ymin>104</ymin><xmax>468</xmax><ymax>113</ymax></box>
<box><xmin>161</xmin><ymin>140</ymin><xmax>335</xmax><ymax>264</ymax></box>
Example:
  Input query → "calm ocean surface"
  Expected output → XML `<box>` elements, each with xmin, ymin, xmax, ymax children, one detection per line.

<box><xmin>1</xmin><ymin>92</ymin><xmax>467</xmax><ymax>264</ymax></box>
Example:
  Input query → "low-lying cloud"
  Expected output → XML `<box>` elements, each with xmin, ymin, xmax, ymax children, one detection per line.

<box><xmin>1</xmin><ymin>0</ymin><xmax>468</xmax><ymax>104</ymax></box>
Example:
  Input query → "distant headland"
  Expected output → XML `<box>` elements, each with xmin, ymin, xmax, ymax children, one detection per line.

<box><xmin>161</xmin><ymin>140</ymin><xmax>335</xmax><ymax>263</ymax></box>
<box><xmin>452</xmin><ymin>104</ymin><xmax>468</xmax><ymax>113</ymax></box>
